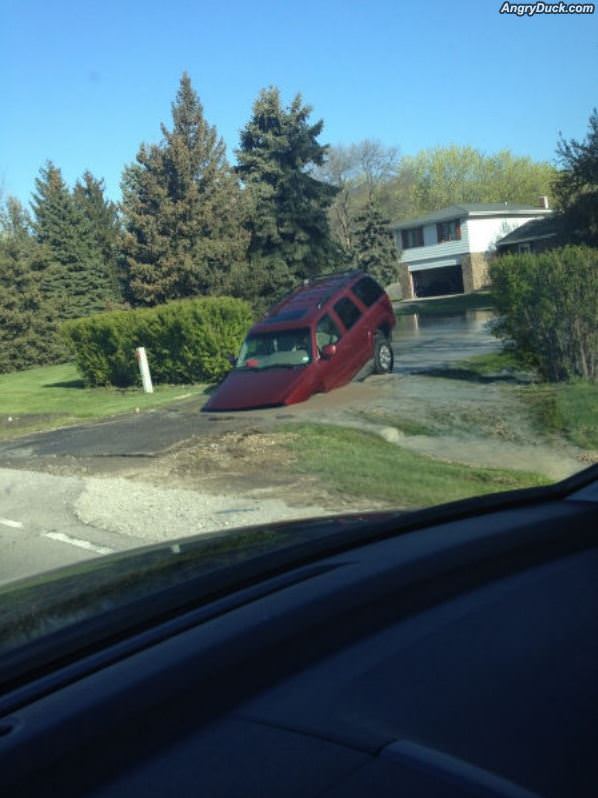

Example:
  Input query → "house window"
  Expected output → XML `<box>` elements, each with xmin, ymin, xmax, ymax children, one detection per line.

<box><xmin>401</xmin><ymin>227</ymin><xmax>424</xmax><ymax>249</ymax></box>
<box><xmin>436</xmin><ymin>219</ymin><xmax>461</xmax><ymax>243</ymax></box>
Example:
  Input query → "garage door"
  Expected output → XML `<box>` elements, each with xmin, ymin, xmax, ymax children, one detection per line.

<box><xmin>412</xmin><ymin>265</ymin><xmax>464</xmax><ymax>297</ymax></box>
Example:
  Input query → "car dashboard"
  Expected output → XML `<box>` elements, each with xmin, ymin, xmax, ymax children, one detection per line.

<box><xmin>0</xmin><ymin>472</ymin><xmax>596</xmax><ymax>797</ymax></box>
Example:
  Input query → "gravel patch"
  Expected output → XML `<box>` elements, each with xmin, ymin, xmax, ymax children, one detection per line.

<box><xmin>75</xmin><ymin>476</ymin><xmax>335</xmax><ymax>542</ymax></box>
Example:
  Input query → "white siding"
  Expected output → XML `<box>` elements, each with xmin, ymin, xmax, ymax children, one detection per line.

<box><xmin>396</xmin><ymin>212</ymin><xmax>553</xmax><ymax>271</ymax></box>
<box><xmin>465</xmin><ymin>217</ymin><xmax>540</xmax><ymax>254</ymax></box>
<box><xmin>423</xmin><ymin>224</ymin><xmax>436</xmax><ymax>247</ymax></box>
<box><xmin>397</xmin><ymin>218</ymin><xmax>470</xmax><ymax>265</ymax></box>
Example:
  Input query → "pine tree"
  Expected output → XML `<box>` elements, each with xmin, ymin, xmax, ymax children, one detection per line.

<box><xmin>31</xmin><ymin>162</ymin><xmax>116</xmax><ymax>318</ymax></box>
<box><xmin>0</xmin><ymin>198</ymin><xmax>66</xmax><ymax>372</ymax></box>
<box><xmin>555</xmin><ymin>108</ymin><xmax>598</xmax><ymax>246</ymax></box>
<box><xmin>73</xmin><ymin>171</ymin><xmax>123</xmax><ymax>301</ymax></box>
<box><xmin>352</xmin><ymin>202</ymin><xmax>399</xmax><ymax>287</ymax></box>
<box><xmin>235</xmin><ymin>87</ymin><xmax>340</xmax><ymax>304</ymax></box>
<box><xmin>121</xmin><ymin>73</ymin><xmax>248</xmax><ymax>305</ymax></box>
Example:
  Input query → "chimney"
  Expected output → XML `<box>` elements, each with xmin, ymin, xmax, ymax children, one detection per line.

<box><xmin>538</xmin><ymin>195</ymin><xmax>549</xmax><ymax>209</ymax></box>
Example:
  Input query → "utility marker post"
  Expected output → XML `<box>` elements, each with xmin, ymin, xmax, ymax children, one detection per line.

<box><xmin>135</xmin><ymin>347</ymin><xmax>154</xmax><ymax>393</ymax></box>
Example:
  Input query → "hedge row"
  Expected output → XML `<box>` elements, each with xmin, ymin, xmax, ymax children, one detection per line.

<box><xmin>62</xmin><ymin>296</ymin><xmax>253</xmax><ymax>387</ymax></box>
<box><xmin>490</xmin><ymin>245</ymin><xmax>598</xmax><ymax>382</ymax></box>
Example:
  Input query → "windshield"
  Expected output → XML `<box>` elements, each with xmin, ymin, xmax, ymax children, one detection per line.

<box><xmin>237</xmin><ymin>329</ymin><xmax>313</xmax><ymax>368</ymax></box>
<box><xmin>1</xmin><ymin>0</ymin><xmax>596</xmax><ymax>660</ymax></box>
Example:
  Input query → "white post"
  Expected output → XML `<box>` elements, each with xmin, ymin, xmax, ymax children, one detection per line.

<box><xmin>135</xmin><ymin>347</ymin><xmax>154</xmax><ymax>394</ymax></box>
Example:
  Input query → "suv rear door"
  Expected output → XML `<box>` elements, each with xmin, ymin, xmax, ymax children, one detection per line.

<box><xmin>350</xmin><ymin>275</ymin><xmax>391</xmax><ymax>343</ymax></box>
<box><xmin>329</xmin><ymin>294</ymin><xmax>370</xmax><ymax>383</ymax></box>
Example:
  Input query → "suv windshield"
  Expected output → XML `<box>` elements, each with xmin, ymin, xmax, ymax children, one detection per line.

<box><xmin>237</xmin><ymin>329</ymin><xmax>312</xmax><ymax>368</ymax></box>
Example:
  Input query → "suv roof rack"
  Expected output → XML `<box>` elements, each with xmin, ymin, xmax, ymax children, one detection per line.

<box><xmin>305</xmin><ymin>269</ymin><xmax>362</xmax><ymax>285</ymax></box>
<box><xmin>266</xmin><ymin>269</ymin><xmax>363</xmax><ymax>317</ymax></box>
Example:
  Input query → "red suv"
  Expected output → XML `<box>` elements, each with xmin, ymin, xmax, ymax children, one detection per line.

<box><xmin>203</xmin><ymin>270</ymin><xmax>396</xmax><ymax>411</ymax></box>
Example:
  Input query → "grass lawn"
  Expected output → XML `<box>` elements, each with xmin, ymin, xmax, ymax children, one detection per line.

<box><xmin>0</xmin><ymin>362</ymin><xmax>208</xmax><ymax>440</ymax></box>
<box><xmin>284</xmin><ymin>423</ymin><xmax>548</xmax><ymax>508</ymax></box>
<box><xmin>394</xmin><ymin>291</ymin><xmax>495</xmax><ymax>317</ymax></box>
<box><xmin>454</xmin><ymin>350</ymin><xmax>532</xmax><ymax>378</ymax></box>
<box><xmin>454</xmin><ymin>354</ymin><xmax>597</xmax><ymax>452</ymax></box>
<box><xmin>519</xmin><ymin>381</ymin><xmax>598</xmax><ymax>451</ymax></box>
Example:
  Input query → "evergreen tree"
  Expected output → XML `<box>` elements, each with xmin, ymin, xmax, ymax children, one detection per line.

<box><xmin>31</xmin><ymin>162</ymin><xmax>116</xmax><ymax>318</ymax></box>
<box><xmin>554</xmin><ymin>108</ymin><xmax>598</xmax><ymax>246</ymax></box>
<box><xmin>352</xmin><ymin>202</ymin><xmax>399</xmax><ymax>287</ymax></box>
<box><xmin>121</xmin><ymin>73</ymin><xmax>248</xmax><ymax>305</ymax></box>
<box><xmin>235</xmin><ymin>87</ymin><xmax>340</xmax><ymax>304</ymax></box>
<box><xmin>73</xmin><ymin>171</ymin><xmax>122</xmax><ymax>300</ymax></box>
<box><xmin>0</xmin><ymin>196</ymin><xmax>31</xmax><ymax>244</ymax></box>
<box><xmin>0</xmin><ymin>198</ymin><xmax>66</xmax><ymax>373</ymax></box>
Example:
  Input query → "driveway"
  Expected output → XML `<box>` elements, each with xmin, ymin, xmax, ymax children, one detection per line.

<box><xmin>392</xmin><ymin>309</ymin><xmax>498</xmax><ymax>373</ymax></box>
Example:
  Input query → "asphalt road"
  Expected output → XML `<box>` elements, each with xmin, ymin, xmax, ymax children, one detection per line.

<box><xmin>0</xmin><ymin>404</ymin><xmax>264</xmax><ymax>459</ymax></box>
<box><xmin>0</xmin><ymin>465</ymin><xmax>337</xmax><ymax>586</ymax></box>
<box><xmin>0</xmin><ymin>467</ymin><xmax>145</xmax><ymax>584</ymax></box>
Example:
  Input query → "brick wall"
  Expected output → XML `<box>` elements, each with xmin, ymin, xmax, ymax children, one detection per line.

<box><xmin>461</xmin><ymin>253</ymin><xmax>491</xmax><ymax>293</ymax></box>
<box><xmin>398</xmin><ymin>264</ymin><xmax>414</xmax><ymax>299</ymax></box>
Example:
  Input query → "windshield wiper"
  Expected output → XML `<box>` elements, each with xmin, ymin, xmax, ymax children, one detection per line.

<box><xmin>259</xmin><ymin>364</ymin><xmax>305</xmax><ymax>370</ymax></box>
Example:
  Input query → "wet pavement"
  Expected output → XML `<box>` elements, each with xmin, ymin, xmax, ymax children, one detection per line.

<box><xmin>392</xmin><ymin>309</ymin><xmax>499</xmax><ymax>374</ymax></box>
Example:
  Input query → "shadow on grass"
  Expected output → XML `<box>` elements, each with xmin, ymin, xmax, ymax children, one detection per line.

<box><xmin>43</xmin><ymin>379</ymin><xmax>86</xmax><ymax>389</ymax></box>
<box><xmin>418</xmin><ymin>367</ymin><xmax>532</xmax><ymax>385</ymax></box>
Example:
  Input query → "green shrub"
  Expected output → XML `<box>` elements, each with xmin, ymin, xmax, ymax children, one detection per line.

<box><xmin>490</xmin><ymin>246</ymin><xmax>598</xmax><ymax>382</ymax></box>
<box><xmin>62</xmin><ymin>297</ymin><xmax>253</xmax><ymax>387</ymax></box>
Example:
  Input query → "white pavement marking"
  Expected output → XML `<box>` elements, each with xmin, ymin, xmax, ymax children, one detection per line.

<box><xmin>43</xmin><ymin>532</ymin><xmax>114</xmax><ymax>556</ymax></box>
<box><xmin>0</xmin><ymin>517</ymin><xmax>24</xmax><ymax>529</ymax></box>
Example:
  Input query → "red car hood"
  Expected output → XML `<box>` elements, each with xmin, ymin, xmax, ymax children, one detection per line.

<box><xmin>203</xmin><ymin>367</ymin><xmax>310</xmax><ymax>411</ymax></box>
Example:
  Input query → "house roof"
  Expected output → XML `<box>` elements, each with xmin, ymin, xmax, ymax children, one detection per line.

<box><xmin>495</xmin><ymin>215</ymin><xmax>561</xmax><ymax>247</ymax></box>
<box><xmin>392</xmin><ymin>203</ymin><xmax>552</xmax><ymax>230</ymax></box>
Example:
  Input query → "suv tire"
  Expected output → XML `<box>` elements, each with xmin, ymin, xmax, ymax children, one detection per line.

<box><xmin>374</xmin><ymin>333</ymin><xmax>394</xmax><ymax>374</ymax></box>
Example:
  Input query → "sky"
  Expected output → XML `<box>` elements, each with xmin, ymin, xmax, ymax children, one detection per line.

<box><xmin>1</xmin><ymin>0</ymin><xmax>597</xmax><ymax>205</ymax></box>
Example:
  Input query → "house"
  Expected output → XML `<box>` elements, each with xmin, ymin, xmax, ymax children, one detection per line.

<box><xmin>494</xmin><ymin>215</ymin><xmax>562</xmax><ymax>255</ymax></box>
<box><xmin>392</xmin><ymin>201</ymin><xmax>553</xmax><ymax>299</ymax></box>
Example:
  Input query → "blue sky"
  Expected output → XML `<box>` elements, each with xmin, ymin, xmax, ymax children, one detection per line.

<box><xmin>1</xmin><ymin>0</ymin><xmax>596</xmax><ymax>204</ymax></box>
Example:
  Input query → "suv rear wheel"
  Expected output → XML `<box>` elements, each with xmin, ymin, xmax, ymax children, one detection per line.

<box><xmin>374</xmin><ymin>333</ymin><xmax>394</xmax><ymax>374</ymax></box>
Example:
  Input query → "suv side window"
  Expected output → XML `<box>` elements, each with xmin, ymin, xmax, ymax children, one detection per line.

<box><xmin>316</xmin><ymin>314</ymin><xmax>341</xmax><ymax>351</ymax></box>
<box><xmin>334</xmin><ymin>296</ymin><xmax>362</xmax><ymax>330</ymax></box>
<box><xmin>352</xmin><ymin>276</ymin><xmax>384</xmax><ymax>307</ymax></box>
